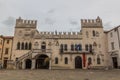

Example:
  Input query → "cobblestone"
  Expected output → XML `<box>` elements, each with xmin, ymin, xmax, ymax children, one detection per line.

<box><xmin>0</xmin><ymin>69</ymin><xmax>120</xmax><ymax>80</ymax></box>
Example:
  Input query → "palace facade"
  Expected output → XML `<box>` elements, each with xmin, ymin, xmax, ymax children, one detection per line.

<box><xmin>0</xmin><ymin>16</ymin><xmax>120</xmax><ymax>69</ymax></box>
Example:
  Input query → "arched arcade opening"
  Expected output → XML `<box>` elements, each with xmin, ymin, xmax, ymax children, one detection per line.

<box><xmin>35</xmin><ymin>54</ymin><xmax>49</xmax><ymax>69</ymax></box>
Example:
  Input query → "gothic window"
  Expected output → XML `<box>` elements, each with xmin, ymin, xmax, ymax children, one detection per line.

<box><xmin>85</xmin><ymin>44</ymin><xmax>89</xmax><ymax>51</ymax></box>
<box><xmin>55</xmin><ymin>57</ymin><xmax>58</xmax><ymax>64</ymax></box>
<box><xmin>41</xmin><ymin>42</ymin><xmax>46</xmax><ymax>50</ymax></box>
<box><xmin>64</xmin><ymin>44</ymin><xmax>67</xmax><ymax>51</ymax></box>
<box><xmin>17</xmin><ymin>42</ymin><xmax>20</xmax><ymax>50</ymax></box>
<box><xmin>88</xmin><ymin>57</ymin><xmax>92</xmax><ymax>64</ymax></box>
<box><xmin>93</xmin><ymin>30</ymin><xmax>96</xmax><ymax>37</ymax></box>
<box><xmin>25</xmin><ymin>42</ymin><xmax>28</xmax><ymax>50</ymax></box>
<box><xmin>29</xmin><ymin>42</ymin><xmax>32</xmax><ymax>50</ymax></box>
<box><xmin>60</xmin><ymin>44</ymin><xmax>63</xmax><ymax>53</ymax></box>
<box><xmin>71</xmin><ymin>44</ymin><xmax>74</xmax><ymax>51</ymax></box>
<box><xmin>89</xmin><ymin>44</ymin><xmax>92</xmax><ymax>53</ymax></box>
<box><xmin>75</xmin><ymin>44</ymin><xmax>78</xmax><ymax>51</ymax></box>
<box><xmin>97</xmin><ymin>56</ymin><xmax>101</xmax><ymax>64</ymax></box>
<box><xmin>65</xmin><ymin>57</ymin><xmax>68</xmax><ymax>64</ymax></box>
<box><xmin>21</xmin><ymin>42</ymin><xmax>24</xmax><ymax>50</ymax></box>
<box><xmin>78</xmin><ymin>44</ymin><xmax>82</xmax><ymax>51</ymax></box>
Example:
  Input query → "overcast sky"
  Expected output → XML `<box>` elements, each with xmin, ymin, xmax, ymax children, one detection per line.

<box><xmin>0</xmin><ymin>0</ymin><xmax>120</xmax><ymax>36</ymax></box>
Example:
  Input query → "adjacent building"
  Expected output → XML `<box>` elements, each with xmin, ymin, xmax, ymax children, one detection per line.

<box><xmin>107</xmin><ymin>26</ymin><xmax>120</xmax><ymax>69</ymax></box>
<box><xmin>2</xmin><ymin>36</ymin><xmax>13</xmax><ymax>69</ymax></box>
<box><xmin>0</xmin><ymin>35</ymin><xmax>4</xmax><ymax>66</ymax></box>
<box><xmin>0</xmin><ymin>35</ymin><xmax>13</xmax><ymax>69</ymax></box>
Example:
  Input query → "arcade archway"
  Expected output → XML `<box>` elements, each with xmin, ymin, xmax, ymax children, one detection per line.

<box><xmin>25</xmin><ymin>59</ymin><xmax>32</xmax><ymax>69</ymax></box>
<box><xmin>35</xmin><ymin>54</ymin><xmax>49</xmax><ymax>69</ymax></box>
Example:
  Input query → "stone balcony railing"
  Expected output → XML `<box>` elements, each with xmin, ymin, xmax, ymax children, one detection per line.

<box><xmin>59</xmin><ymin>49</ymin><xmax>94</xmax><ymax>54</ymax></box>
<box><xmin>32</xmin><ymin>49</ymin><xmax>52</xmax><ymax>53</ymax></box>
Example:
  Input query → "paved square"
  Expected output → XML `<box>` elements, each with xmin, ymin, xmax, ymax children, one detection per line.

<box><xmin>0</xmin><ymin>69</ymin><xmax>120</xmax><ymax>80</ymax></box>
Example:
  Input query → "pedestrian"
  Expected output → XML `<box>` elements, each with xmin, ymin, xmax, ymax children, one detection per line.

<box><xmin>87</xmin><ymin>62</ymin><xmax>91</xmax><ymax>70</ymax></box>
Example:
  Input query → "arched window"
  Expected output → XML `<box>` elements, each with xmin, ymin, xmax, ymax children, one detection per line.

<box><xmin>64</xmin><ymin>44</ymin><xmax>67</xmax><ymax>51</ymax></box>
<box><xmin>93</xmin><ymin>30</ymin><xmax>96</xmax><ymax>37</ymax></box>
<box><xmin>75</xmin><ymin>44</ymin><xmax>78</xmax><ymax>51</ymax></box>
<box><xmin>29</xmin><ymin>42</ymin><xmax>32</xmax><ymax>50</ymax></box>
<box><xmin>97</xmin><ymin>57</ymin><xmax>101</xmax><ymax>64</ymax></box>
<box><xmin>71</xmin><ymin>44</ymin><xmax>74</xmax><ymax>51</ymax></box>
<box><xmin>55</xmin><ymin>57</ymin><xmax>58</xmax><ymax>64</ymax></box>
<box><xmin>34</xmin><ymin>42</ymin><xmax>39</xmax><ymax>49</ymax></box>
<box><xmin>65</xmin><ymin>57</ymin><xmax>68</xmax><ymax>64</ymax></box>
<box><xmin>60</xmin><ymin>44</ymin><xmax>63</xmax><ymax>53</ymax></box>
<box><xmin>78</xmin><ymin>44</ymin><xmax>82</xmax><ymax>51</ymax></box>
<box><xmin>88</xmin><ymin>57</ymin><xmax>92</xmax><ymax>64</ymax></box>
<box><xmin>89</xmin><ymin>44</ymin><xmax>92</xmax><ymax>53</ymax></box>
<box><xmin>42</xmin><ymin>42</ymin><xmax>46</xmax><ymax>44</ymax></box>
<box><xmin>41</xmin><ymin>42</ymin><xmax>46</xmax><ymax>50</ymax></box>
<box><xmin>17</xmin><ymin>42</ymin><xmax>20</xmax><ymax>50</ymax></box>
<box><xmin>25</xmin><ymin>42</ymin><xmax>28</xmax><ymax>50</ymax></box>
<box><xmin>85</xmin><ymin>44</ymin><xmax>89</xmax><ymax>51</ymax></box>
<box><xmin>21</xmin><ymin>42</ymin><xmax>24</xmax><ymax>50</ymax></box>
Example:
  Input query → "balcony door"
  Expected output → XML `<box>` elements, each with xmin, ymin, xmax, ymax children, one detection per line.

<box><xmin>75</xmin><ymin>56</ymin><xmax>82</xmax><ymax>69</ymax></box>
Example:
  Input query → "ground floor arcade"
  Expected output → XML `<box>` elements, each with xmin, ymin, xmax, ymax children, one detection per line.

<box><xmin>14</xmin><ymin>53</ymin><xmax>106</xmax><ymax>70</ymax></box>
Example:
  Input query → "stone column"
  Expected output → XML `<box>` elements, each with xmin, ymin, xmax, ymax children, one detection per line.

<box><xmin>22</xmin><ymin>61</ymin><xmax>25</xmax><ymax>69</ymax></box>
<box><xmin>31</xmin><ymin>59</ymin><xmax>36</xmax><ymax>69</ymax></box>
<box><xmin>49</xmin><ymin>59</ymin><xmax>52</xmax><ymax>70</ymax></box>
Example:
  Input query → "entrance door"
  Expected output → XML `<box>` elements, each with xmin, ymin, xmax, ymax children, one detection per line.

<box><xmin>3</xmin><ymin>60</ymin><xmax>7</xmax><ymax>69</ymax></box>
<box><xmin>75</xmin><ymin>56</ymin><xmax>82</xmax><ymax>69</ymax></box>
<box><xmin>25</xmin><ymin>59</ymin><xmax>32</xmax><ymax>69</ymax></box>
<box><xmin>35</xmin><ymin>54</ymin><xmax>49</xmax><ymax>69</ymax></box>
<box><xmin>112</xmin><ymin>57</ymin><xmax>118</xmax><ymax>68</ymax></box>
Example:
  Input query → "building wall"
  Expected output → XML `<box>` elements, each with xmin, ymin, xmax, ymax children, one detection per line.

<box><xmin>2</xmin><ymin>36</ymin><xmax>13</xmax><ymax>68</ymax></box>
<box><xmin>0</xmin><ymin>36</ymin><xmax>4</xmax><ymax>64</ymax></box>
<box><xmin>10</xmin><ymin>17</ymin><xmax>109</xmax><ymax>69</ymax></box>
<box><xmin>107</xmin><ymin>26</ymin><xmax>120</xmax><ymax>68</ymax></box>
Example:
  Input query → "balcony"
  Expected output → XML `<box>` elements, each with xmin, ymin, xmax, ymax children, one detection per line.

<box><xmin>33</xmin><ymin>49</ymin><xmax>52</xmax><ymax>53</ymax></box>
<box><xmin>59</xmin><ymin>49</ymin><xmax>94</xmax><ymax>54</ymax></box>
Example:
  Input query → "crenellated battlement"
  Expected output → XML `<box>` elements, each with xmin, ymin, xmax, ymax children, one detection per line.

<box><xmin>15</xmin><ymin>17</ymin><xmax>37</xmax><ymax>28</ymax></box>
<box><xmin>39</xmin><ymin>31</ymin><xmax>81</xmax><ymax>35</ymax></box>
<box><xmin>34</xmin><ymin>31</ymin><xmax>82</xmax><ymax>39</ymax></box>
<box><xmin>81</xmin><ymin>16</ymin><xmax>103</xmax><ymax>28</ymax></box>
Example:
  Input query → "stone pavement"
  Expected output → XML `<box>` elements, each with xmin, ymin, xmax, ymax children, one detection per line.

<box><xmin>0</xmin><ymin>69</ymin><xmax>120</xmax><ymax>80</ymax></box>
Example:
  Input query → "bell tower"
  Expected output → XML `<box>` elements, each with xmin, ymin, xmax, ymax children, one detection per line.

<box><xmin>81</xmin><ymin>16</ymin><xmax>103</xmax><ymax>28</ymax></box>
<box><xmin>15</xmin><ymin>17</ymin><xmax>37</xmax><ymax>28</ymax></box>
